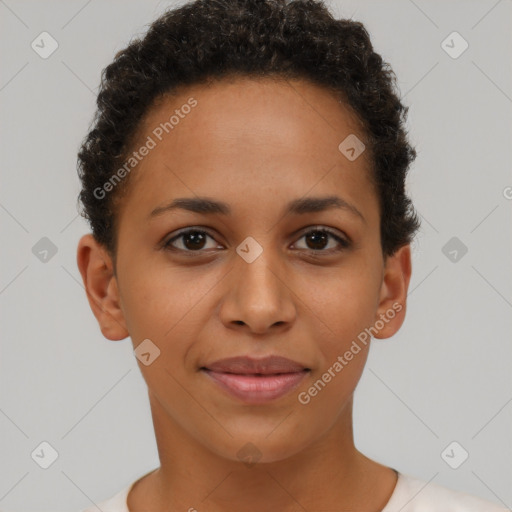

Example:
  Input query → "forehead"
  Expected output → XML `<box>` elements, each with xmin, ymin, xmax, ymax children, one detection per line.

<box><xmin>120</xmin><ymin>76</ymin><xmax>377</xmax><ymax>223</ymax></box>
<box><xmin>140</xmin><ymin>76</ymin><xmax>366</xmax><ymax>161</ymax></box>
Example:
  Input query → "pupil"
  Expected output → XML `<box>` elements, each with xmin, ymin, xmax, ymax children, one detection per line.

<box><xmin>184</xmin><ymin>231</ymin><xmax>206</xmax><ymax>250</ymax></box>
<box><xmin>307</xmin><ymin>231</ymin><xmax>327</xmax><ymax>250</ymax></box>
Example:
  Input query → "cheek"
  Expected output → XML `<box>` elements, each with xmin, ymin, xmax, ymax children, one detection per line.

<box><xmin>117</xmin><ymin>263</ymin><xmax>219</xmax><ymax>352</ymax></box>
<box><xmin>296</xmin><ymin>272</ymin><xmax>377</xmax><ymax>411</ymax></box>
<box><xmin>302</xmin><ymin>266</ymin><xmax>380</xmax><ymax>343</ymax></box>
<box><xmin>116</xmin><ymin>245</ymin><xmax>233</xmax><ymax>391</ymax></box>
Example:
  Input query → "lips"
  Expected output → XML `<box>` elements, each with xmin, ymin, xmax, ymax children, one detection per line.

<box><xmin>200</xmin><ymin>355</ymin><xmax>310</xmax><ymax>404</ymax></box>
<box><xmin>203</xmin><ymin>355</ymin><xmax>309</xmax><ymax>374</ymax></box>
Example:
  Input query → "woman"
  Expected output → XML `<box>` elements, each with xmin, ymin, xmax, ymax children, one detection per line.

<box><xmin>75</xmin><ymin>0</ymin><xmax>507</xmax><ymax>510</ymax></box>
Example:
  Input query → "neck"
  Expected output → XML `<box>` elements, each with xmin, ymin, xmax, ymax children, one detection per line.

<box><xmin>128</xmin><ymin>391</ymin><xmax>397</xmax><ymax>512</ymax></box>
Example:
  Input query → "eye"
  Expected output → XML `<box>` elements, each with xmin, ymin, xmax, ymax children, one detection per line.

<box><xmin>163</xmin><ymin>228</ymin><xmax>221</xmax><ymax>253</ymax></box>
<box><xmin>293</xmin><ymin>226</ymin><xmax>350</xmax><ymax>254</ymax></box>
<box><xmin>162</xmin><ymin>226</ymin><xmax>350</xmax><ymax>255</ymax></box>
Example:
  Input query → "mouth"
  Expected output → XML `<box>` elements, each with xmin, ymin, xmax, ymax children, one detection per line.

<box><xmin>200</xmin><ymin>355</ymin><xmax>311</xmax><ymax>404</ymax></box>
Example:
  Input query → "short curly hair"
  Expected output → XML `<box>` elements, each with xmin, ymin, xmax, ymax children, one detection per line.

<box><xmin>77</xmin><ymin>0</ymin><xmax>420</xmax><ymax>258</ymax></box>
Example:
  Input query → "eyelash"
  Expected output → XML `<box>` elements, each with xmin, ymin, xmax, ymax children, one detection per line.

<box><xmin>162</xmin><ymin>226</ymin><xmax>351</xmax><ymax>256</ymax></box>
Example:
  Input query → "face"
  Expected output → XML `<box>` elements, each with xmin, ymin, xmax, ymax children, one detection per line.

<box><xmin>78</xmin><ymin>77</ymin><xmax>411</xmax><ymax>464</ymax></box>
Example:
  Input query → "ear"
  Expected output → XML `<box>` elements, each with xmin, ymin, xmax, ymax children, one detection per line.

<box><xmin>372</xmin><ymin>244</ymin><xmax>412</xmax><ymax>339</ymax></box>
<box><xmin>76</xmin><ymin>233</ymin><xmax>129</xmax><ymax>341</ymax></box>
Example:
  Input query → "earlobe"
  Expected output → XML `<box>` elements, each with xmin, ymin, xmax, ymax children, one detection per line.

<box><xmin>373</xmin><ymin>244</ymin><xmax>412</xmax><ymax>340</ymax></box>
<box><xmin>76</xmin><ymin>234</ymin><xmax>129</xmax><ymax>341</ymax></box>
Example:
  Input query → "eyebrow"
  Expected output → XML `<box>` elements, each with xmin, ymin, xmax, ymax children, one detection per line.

<box><xmin>149</xmin><ymin>195</ymin><xmax>365</xmax><ymax>223</ymax></box>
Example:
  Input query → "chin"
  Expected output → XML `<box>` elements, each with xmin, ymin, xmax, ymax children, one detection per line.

<box><xmin>202</xmin><ymin>427</ymin><xmax>313</xmax><ymax>466</ymax></box>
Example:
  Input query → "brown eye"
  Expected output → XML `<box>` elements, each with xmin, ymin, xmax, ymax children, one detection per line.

<box><xmin>294</xmin><ymin>227</ymin><xmax>350</xmax><ymax>253</ymax></box>
<box><xmin>162</xmin><ymin>226</ymin><xmax>350</xmax><ymax>256</ymax></box>
<box><xmin>164</xmin><ymin>229</ymin><xmax>220</xmax><ymax>252</ymax></box>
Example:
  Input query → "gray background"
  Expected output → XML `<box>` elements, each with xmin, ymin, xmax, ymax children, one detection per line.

<box><xmin>1</xmin><ymin>0</ymin><xmax>511</xmax><ymax>510</ymax></box>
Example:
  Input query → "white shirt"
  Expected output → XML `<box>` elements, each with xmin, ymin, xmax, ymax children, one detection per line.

<box><xmin>81</xmin><ymin>470</ymin><xmax>508</xmax><ymax>511</ymax></box>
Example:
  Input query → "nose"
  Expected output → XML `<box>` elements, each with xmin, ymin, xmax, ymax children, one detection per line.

<box><xmin>218</xmin><ymin>248</ymin><xmax>297</xmax><ymax>335</ymax></box>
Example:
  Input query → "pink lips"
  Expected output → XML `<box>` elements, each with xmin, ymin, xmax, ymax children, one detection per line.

<box><xmin>201</xmin><ymin>355</ymin><xmax>310</xmax><ymax>404</ymax></box>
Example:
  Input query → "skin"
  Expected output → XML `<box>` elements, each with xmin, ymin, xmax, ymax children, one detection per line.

<box><xmin>77</xmin><ymin>76</ymin><xmax>412</xmax><ymax>512</ymax></box>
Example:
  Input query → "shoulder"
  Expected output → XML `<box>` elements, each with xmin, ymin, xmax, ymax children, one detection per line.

<box><xmin>383</xmin><ymin>472</ymin><xmax>508</xmax><ymax>512</ymax></box>
<box><xmin>79</xmin><ymin>468</ymin><xmax>157</xmax><ymax>512</ymax></box>
<box><xmin>79</xmin><ymin>483</ymin><xmax>131</xmax><ymax>512</ymax></box>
